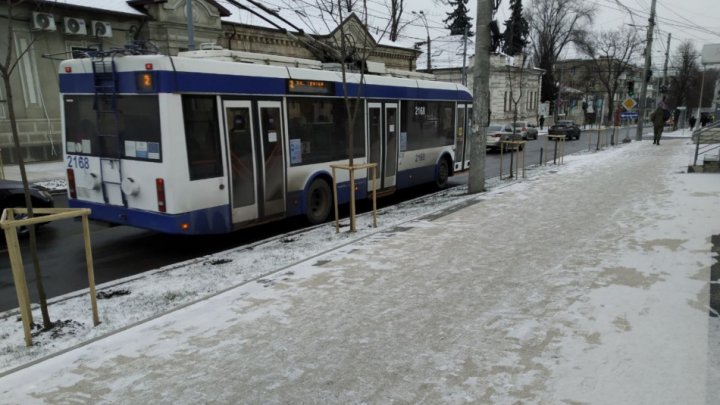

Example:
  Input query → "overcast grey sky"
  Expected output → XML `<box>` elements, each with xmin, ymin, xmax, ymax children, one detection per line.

<box><xmin>399</xmin><ymin>0</ymin><xmax>720</xmax><ymax>69</ymax></box>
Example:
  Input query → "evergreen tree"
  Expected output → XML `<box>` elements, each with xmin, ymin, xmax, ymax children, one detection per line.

<box><xmin>502</xmin><ymin>0</ymin><xmax>529</xmax><ymax>55</ymax></box>
<box><xmin>443</xmin><ymin>0</ymin><xmax>474</xmax><ymax>36</ymax></box>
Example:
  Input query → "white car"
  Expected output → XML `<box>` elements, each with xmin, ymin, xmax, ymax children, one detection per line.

<box><xmin>511</xmin><ymin>121</ymin><xmax>539</xmax><ymax>140</ymax></box>
<box><xmin>486</xmin><ymin>124</ymin><xmax>523</xmax><ymax>152</ymax></box>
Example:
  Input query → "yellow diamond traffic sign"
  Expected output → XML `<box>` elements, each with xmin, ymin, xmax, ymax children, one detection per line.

<box><xmin>623</xmin><ymin>98</ymin><xmax>637</xmax><ymax>110</ymax></box>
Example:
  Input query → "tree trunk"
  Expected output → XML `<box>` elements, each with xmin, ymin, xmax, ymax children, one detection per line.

<box><xmin>2</xmin><ymin>74</ymin><xmax>52</xmax><ymax>329</ymax></box>
<box><xmin>469</xmin><ymin>0</ymin><xmax>492</xmax><ymax>194</ymax></box>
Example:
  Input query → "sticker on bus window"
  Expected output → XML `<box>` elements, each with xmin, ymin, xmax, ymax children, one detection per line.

<box><xmin>400</xmin><ymin>132</ymin><xmax>407</xmax><ymax>152</ymax></box>
<box><xmin>82</xmin><ymin>139</ymin><xmax>91</xmax><ymax>154</ymax></box>
<box><xmin>268</xmin><ymin>131</ymin><xmax>278</xmax><ymax>143</ymax></box>
<box><xmin>125</xmin><ymin>141</ymin><xmax>137</xmax><ymax>158</ymax></box>
<box><xmin>290</xmin><ymin>138</ymin><xmax>302</xmax><ymax>164</ymax></box>
<box><xmin>148</xmin><ymin>142</ymin><xmax>160</xmax><ymax>159</ymax></box>
<box><xmin>67</xmin><ymin>142</ymin><xmax>76</xmax><ymax>153</ymax></box>
<box><xmin>136</xmin><ymin>142</ymin><xmax>148</xmax><ymax>159</ymax></box>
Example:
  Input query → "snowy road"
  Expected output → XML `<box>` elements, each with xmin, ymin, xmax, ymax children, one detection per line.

<box><xmin>1</xmin><ymin>137</ymin><xmax>718</xmax><ymax>404</ymax></box>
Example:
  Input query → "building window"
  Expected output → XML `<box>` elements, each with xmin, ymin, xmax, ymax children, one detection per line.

<box><xmin>13</xmin><ymin>31</ymin><xmax>41</xmax><ymax>108</ymax></box>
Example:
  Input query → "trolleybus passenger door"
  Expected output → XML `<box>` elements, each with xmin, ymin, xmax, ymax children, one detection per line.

<box><xmin>384</xmin><ymin>103</ymin><xmax>398</xmax><ymax>188</ymax></box>
<box><xmin>367</xmin><ymin>103</ymin><xmax>399</xmax><ymax>191</ymax></box>
<box><xmin>223</xmin><ymin>101</ymin><xmax>259</xmax><ymax>223</ymax></box>
<box><xmin>463</xmin><ymin>106</ymin><xmax>472</xmax><ymax>170</ymax></box>
<box><xmin>257</xmin><ymin>101</ymin><xmax>286</xmax><ymax>218</ymax></box>
<box><xmin>455</xmin><ymin>104</ymin><xmax>467</xmax><ymax>172</ymax></box>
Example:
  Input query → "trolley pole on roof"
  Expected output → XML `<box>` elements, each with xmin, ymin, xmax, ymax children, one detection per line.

<box><xmin>635</xmin><ymin>0</ymin><xmax>656</xmax><ymax>141</ymax></box>
<box><xmin>186</xmin><ymin>0</ymin><xmax>196</xmax><ymax>50</ymax></box>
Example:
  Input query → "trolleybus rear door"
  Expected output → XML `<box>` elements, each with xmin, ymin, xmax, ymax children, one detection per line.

<box><xmin>257</xmin><ymin>101</ymin><xmax>286</xmax><ymax>218</ymax></box>
<box><xmin>368</xmin><ymin>103</ymin><xmax>399</xmax><ymax>191</ymax></box>
<box><xmin>224</xmin><ymin>101</ymin><xmax>259</xmax><ymax>223</ymax></box>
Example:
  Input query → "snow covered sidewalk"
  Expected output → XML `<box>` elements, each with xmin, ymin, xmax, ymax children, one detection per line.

<box><xmin>1</xmin><ymin>139</ymin><xmax>718</xmax><ymax>404</ymax></box>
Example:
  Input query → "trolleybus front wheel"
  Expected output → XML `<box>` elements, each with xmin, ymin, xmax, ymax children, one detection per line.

<box><xmin>306</xmin><ymin>178</ymin><xmax>332</xmax><ymax>224</ymax></box>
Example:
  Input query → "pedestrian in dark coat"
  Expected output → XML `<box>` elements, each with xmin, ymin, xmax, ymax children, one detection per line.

<box><xmin>539</xmin><ymin>115</ymin><xmax>545</xmax><ymax>130</ymax></box>
<box><xmin>701</xmin><ymin>113</ymin><xmax>708</xmax><ymax>127</ymax></box>
<box><xmin>650</xmin><ymin>106</ymin><xmax>665</xmax><ymax>145</ymax></box>
<box><xmin>689</xmin><ymin>115</ymin><xmax>696</xmax><ymax>130</ymax></box>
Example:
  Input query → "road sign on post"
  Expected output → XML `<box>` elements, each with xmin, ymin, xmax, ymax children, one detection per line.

<box><xmin>623</xmin><ymin>98</ymin><xmax>637</xmax><ymax>110</ymax></box>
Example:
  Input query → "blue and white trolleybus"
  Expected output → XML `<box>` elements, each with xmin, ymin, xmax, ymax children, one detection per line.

<box><xmin>59</xmin><ymin>50</ymin><xmax>473</xmax><ymax>234</ymax></box>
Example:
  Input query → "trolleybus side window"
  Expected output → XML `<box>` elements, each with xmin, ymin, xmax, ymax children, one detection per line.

<box><xmin>287</xmin><ymin>98</ymin><xmax>364</xmax><ymax>166</ymax></box>
<box><xmin>402</xmin><ymin>100</ymin><xmax>455</xmax><ymax>151</ymax></box>
<box><xmin>182</xmin><ymin>95</ymin><xmax>223</xmax><ymax>180</ymax></box>
<box><xmin>64</xmin><ymin>95</ymin><xmax>161</xmax><ymax>160</ymax></box>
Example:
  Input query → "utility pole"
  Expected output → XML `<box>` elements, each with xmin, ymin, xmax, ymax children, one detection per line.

<box><xmin>413</xmin><ymin>11</ymin><xmax>431</xmax><ymax>71</ymax></box>
<box><xmin>662</xmin><ymin>33</ymin><xmax>671</xmax><ymax>95</ymax></box>
<box><xmin>469</xmin><ymin>0</ymin><xmax>492</xmax><ymax>194</ymax></box>
<box><xmin>635</xmin><ymin>0</ymin><xmax>656</xmax><ymax>141</ymax></box>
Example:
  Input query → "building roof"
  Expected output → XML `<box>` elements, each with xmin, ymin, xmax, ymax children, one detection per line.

<box><xmin>216</xmin><ymin>0</ymin><xmax>418</xmax><ymax>50</ymax></box>
<box><xmin>39</xmin><ymin>0</ymin><xmax>147</xmax><ymax>16</ymax></box>
<box><xmin>37</xmin><ymin>1</ymin><xmax>424</xmax><ymax>60</ymax></box>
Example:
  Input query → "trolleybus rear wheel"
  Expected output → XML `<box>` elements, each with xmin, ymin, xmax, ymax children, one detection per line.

<box><xmin>306</xmin><ymin>178</ymin><xmax>332</xmax><ymax>224</ymax></box>
<box><xmin>436</xmin><ymin>158</ymin><xmax>450</xmax><ymax>189</ymax></box>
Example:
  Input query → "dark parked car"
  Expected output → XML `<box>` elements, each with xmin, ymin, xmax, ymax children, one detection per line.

<box><xmin>549</xmin><ymin>120</ymin><xmax>581</xmax><ymax>140</ymax></box>
<box><xmin>0</xmin><ymin>179</ymin><xmax>54</xmax><ymax>234</ymax></box>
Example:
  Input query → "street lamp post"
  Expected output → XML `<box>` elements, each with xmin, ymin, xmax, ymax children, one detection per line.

<box><xmin>413</xmin><ymin>11</ymin><xmax>431</xmax><ymax>72</ymax></box>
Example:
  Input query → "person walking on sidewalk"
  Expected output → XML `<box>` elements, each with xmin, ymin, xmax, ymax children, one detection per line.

<box><xmin>689</xmin><ymin>115</ymin><xmax>696</xmax><ymax>130</ymax></box>
<box><xmin>650</xmin><ymin>106</ymin><xmax>665</xmax><ymax>145</ymax></box>
<box><xmin>539</xmin><ymin>115</ymin><xmax>545</xmax><ymax>130</ymax></box>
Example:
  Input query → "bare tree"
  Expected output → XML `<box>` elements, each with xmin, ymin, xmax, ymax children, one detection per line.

<box><xmin>0</xmin><ymin>0</ymin><xmax>52</xmax><ymax>329</ymax></box>
<box><xmin>387</xmin><ymin>0</ymin><xmax>405</xmax><ymax>42</ymax></box>
<box><xmin>290</xmin><ymin>0</ymin><xmax>391</xmax><ymax>230</ymax></box>
<box><xmin>527</xmin><ymin>0</ymin><xmax>595</xmax><ymax>116</ymax></box>
<box><xmin>575</xmin><ymin>26</ymin><xmax>641</xmax><ymax>133</ymax></box>
<box><xmin>293</xmin><ymin>0</ymin><xmax>391</xmax><ymax>160</ymax></box>
<box><xmin>507</xmin><ymin>55</ymin><xmax>529</xmax><ymax>134</ymax></box>
<box><xmin>668</xmin><ymin>40</ymin><xmax>699</xmax><ymax>109</ymax></box>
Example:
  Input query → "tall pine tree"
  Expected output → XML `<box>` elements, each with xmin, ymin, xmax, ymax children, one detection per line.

<box><xmin>444</xmin><ymin>0</ymin><xmax>474</xmax><ymax>36</ymax></box>
<box><xmin>502</xmin><ymin>0</ymin><xmax>529</xmax><ymax>55</ymax></box>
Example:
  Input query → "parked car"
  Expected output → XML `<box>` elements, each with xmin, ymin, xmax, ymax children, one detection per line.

<box><xmin>511</xmin><ymin>121</ymin><xmax>539</xmax><ymax>140</ymax></box>
<box><xmin>548</xmin><ymin>120</ymin><xmax>581</xmax><ymax>140</ymax></box>
<box><xmin>0</xmin><ymin>179</ymin><xmax>54</xmax><ymax>235</ymax></box>
<box><xmin>487</xmin><ymin>124</ymin><xmax>523</xmax><ymax>152</ymax></box>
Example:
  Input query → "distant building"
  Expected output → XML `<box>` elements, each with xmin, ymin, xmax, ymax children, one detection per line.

<box><xmin>422</xmin><ymin>52</ymin><xmax>544</xmax><ymax>124</ymax></box>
